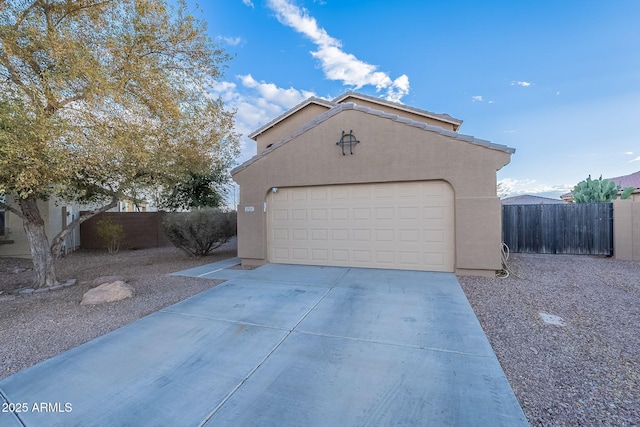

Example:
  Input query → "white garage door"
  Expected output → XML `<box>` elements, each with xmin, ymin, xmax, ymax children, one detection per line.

<box><xmin>267</xmin><ymin>181</ymin><xmax>455</xmax><ymax>272</ymax></box>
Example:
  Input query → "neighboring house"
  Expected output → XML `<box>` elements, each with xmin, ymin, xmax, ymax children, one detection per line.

<box><xmin>0</xmin><ymin>194</ymin><xmax>146</xmax><ymax>259</ymax></box>
<box><xmin>0</xmin><ymin>195</ymin><xmax>83</xmax><ymax>258</ymax></box>
<box><xmin>501</xmin><ymin>195</ymin><xmax>565</xmax><ymax>205</ymax></box>
<box><xmin>561</xmin><ymin>170</ymin><xmax>640</xmax><ymax>202</ymax></box>
<box><xmin>116</xmin><ymin>197</ymin><xmax>150</xmax><ymax>212</ymax></box>
<box><xmin>232</xmin><ymin>91</ymin><xmax>515</xmax><ymax>276</ymax></box>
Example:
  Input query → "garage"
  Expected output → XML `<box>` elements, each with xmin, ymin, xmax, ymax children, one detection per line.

<box><xmin>267</xmin><ymin>181</ymin><xmax>455</xmax><ymax>271</ymax></box>
<box><xmin>232</xmin><ymin>92</ymin><xmax>514</xmax><ymax>276</ymax></box>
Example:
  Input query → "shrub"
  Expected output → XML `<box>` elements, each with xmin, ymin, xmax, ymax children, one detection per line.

<box><xmin>162</xmin><ymin>209</ymin><xmax>237</xmax><ymax>257</ymax></box>
<box><xmin>96</xmin><ymin>216</ymin><xmax>125</xmax><ymax>254</ymax></box>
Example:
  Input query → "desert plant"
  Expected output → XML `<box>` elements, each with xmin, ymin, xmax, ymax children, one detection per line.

<box><xmin>96</xmin><ymin>217</ymin><xmax>125</xmax><ymax>255</ymax></box>
<box><xmin>572</xmin><ymin>175</ymin><xmax>634</xmax><ymax>203</ymax></box>
<box><xmin>162</xmin><ymin>209</ymin><xmax>237</xmax><ymax>257</ymax></box>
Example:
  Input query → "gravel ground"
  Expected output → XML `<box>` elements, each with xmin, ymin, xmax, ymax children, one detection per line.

<box><xmin>2</xmin><ymin>245</ymin><xmax>638</xmax><ymax>426</ymax></box>
<box><xmin>459</xmin><ymin>253</ymin><xmax>640</xmax><ymax>427</ymax></box>
<box><xmin>0</xmin><ymin>239</ymin><xmax>236</xmax><ymax>380</ymax></box>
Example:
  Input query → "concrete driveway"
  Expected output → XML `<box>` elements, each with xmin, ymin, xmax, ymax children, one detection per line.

<box><xmin>0</xmin><ymin>260</ymin><xmax>527</xmax><ymax>426</ymax></box>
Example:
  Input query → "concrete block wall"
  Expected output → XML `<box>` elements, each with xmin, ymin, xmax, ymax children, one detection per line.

<box><xmin>613</xmin><ymin>200</ymin><xmax>640</xmax><ymax>261</ymax></box>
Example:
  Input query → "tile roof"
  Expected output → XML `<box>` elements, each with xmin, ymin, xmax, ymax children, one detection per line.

<box><xmin>248</xmin><ymin>97</ymin><xmax>335</xmax><ymax>140</ymax></box>
<box><xmin>561</xmin><ymin>170</ymin><xmax>640</xmax><ymax>199</ymax></box>
<box><xmin>332</xmin><ymin>91</ymin><xmax>463</xmax><ymax>129</ymax></box>
<box><xmin>232</xmin><ymin>102</ymin><xmax>514</xmax><ymax>175</ymax></box>
<box><xmin>606</xmin><ymin>170</ymin><xmax>640</xmax><ymax>189</ymax></box>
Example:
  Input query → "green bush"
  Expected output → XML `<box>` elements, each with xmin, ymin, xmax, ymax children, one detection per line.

<box><xmin>162</xmin><ymin>209</ymin><xmax>237</xmax><ymax>257</ymax></box>
<box><xmin>96</xmin><ymin>216</ymin><xmax>125</xmax><ymax>254</ymax></box>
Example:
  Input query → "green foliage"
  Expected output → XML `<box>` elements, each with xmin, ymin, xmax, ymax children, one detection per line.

<box><xmin>0</xmin><ymin>0</ymin><xmax>238</xmax><ymax>287</ymax></box>
<box><xmin>157</xmin><ymin>165</ymin><xmax>228</xmax><ymax>211</ymax></box>
<box><xmin>162</xmin><ymin>209</ymin><xmax>236</xmax><ymax>257</ymax></box>
<box><xmin>96</xmin><ymin>217</ymin><xmax>125</xmax><ymax>255</ymax></box>
<box><xmin>572</xmin><ymin>175</ymin><xmax>635</xmax><ymax>203</ymax></box>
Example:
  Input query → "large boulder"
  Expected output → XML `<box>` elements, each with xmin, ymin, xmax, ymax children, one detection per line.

<box><xmin>92</xmin><ymin>276</ymin><xmax>126</xmax><ymax>287</ymax></box>
<box><xmin>81</xmin><ymin>281</ymin><xmax>133</xmax><ymax>305</ymax></box>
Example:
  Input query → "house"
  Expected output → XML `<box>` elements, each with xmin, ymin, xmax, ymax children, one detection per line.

<box><xmin>501</xmin><ymin>195</ymin><xmax>565</xmax><ymax>205</ymax></box>
<box><xmin>231</xmin><ymin>92</ymin><xmax>515</xmax><ymax>277</ymax></box>
<box><xmin>561</xmin><ymin>170</ymin><xmax>640</xmax><ymax>203</ymax></box>
<box><xmin>0</xmin><ymin>194</ymin><xmax>146</xmax><ymax>258</ymax></box>
<box><xmin>0</xmin><ymin>195</ymin><xmax>83</xmax><ymax>258</ymax></box>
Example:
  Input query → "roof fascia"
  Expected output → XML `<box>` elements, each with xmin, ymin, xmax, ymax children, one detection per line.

<box><xmin>247</xmin><ymin>97</ymin><xmax>335</xmax><ymax>140</ymax></box>
<box><xmin>232</xmin><ymin>102</ymin><xmax>515</xmax><ymax>176</ymax></box>
<box><xmin>332</xmin><ymin>91</ymin><xmax>463</xmax><ymax>129</ymax></box>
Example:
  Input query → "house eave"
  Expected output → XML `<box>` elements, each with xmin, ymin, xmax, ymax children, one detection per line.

<box><xmin>332</xmin><ymin>91</ymin><xmax>463</xmax><ymax>130</ymax></box>
<box><xmin>247</xmin><ymin>97</ymin><xmax>336</xmax><ymax>140</ymax></box>
<box><xmin>232</xmin><ymin>102</ymin><xmax>514</xmax><ymax>176</ymax></box>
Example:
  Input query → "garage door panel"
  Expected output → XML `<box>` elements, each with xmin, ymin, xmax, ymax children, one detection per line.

<box><xmin>399</xmin><ymin>229</ymin><xmax>419</xmax><ymax>242</ymax></box>
<box><xmin>273</xmin><ymin>229</ymin><xmax>289</xmax><ymax>241</ymax></box>
<box><xmin>353</xmin><ymin>250</ymin><xmax>372</xmax><ymax>262</ymax></box>
<box><xmin>331</xmin><ymin>249</ymin><xmax>349</xmax><ymax>262</ymax></box>
<box><xmin>375</xmin><ymin>207</ymin><xmax>394</xmax><ymax>220</ymax></box>
<box><xmin>273</xmin><ymin>247</ymin><xmax>289</xmax><ymax>260</ymax></box>
<box><xmin>273</xmin><ymin>209</ymin><xmax>288</xmax><ymax>221</ymax></box>
<box><xmin>310</xmin><ymin>248</ymin><xmax>328</xmax><ymax>261</ymax></box>
<box><xmin>292</xmin><ymin>229</ymin><xmax>307</xmax><ymax>240</ymax></box>
<box><xmin>311</xmin><ymin>229</ymin><xmax>328</xmax><ymax>240</ymax></box>
<box><xmin>353</xmin><ymin>229</ymin><xmax>371</xmax><ymax>242</ymax></box>
<box><xmin>398</xmin><ymin>251</ymin><xmax>421</xmax><ymax>266</ymax></box>
<box><xmin>291</xmin><ymin>209</ymin><xmax>307</xmax><ymax>220</ymax></box>
<box><xmin>375</xmin><ymin>251</ymin><xmax>395</xmax><ymax>264</ymax></box>
<box><xmin>267</xmin><ymin>182</ymin><xmax>454</xmax><ymax>272</ymax></box>
<box><xmin>291</xmin><ymin>189</ymin><xmax>307</xmax><ymax>201</ymax></box>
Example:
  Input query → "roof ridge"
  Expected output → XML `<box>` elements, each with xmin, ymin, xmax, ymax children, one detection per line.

<box><xmin>332</xmin><ymin>91</ymin><xmax>463</xmax><ymax>126</ymax></box>
<box><xmin>247</xmin><ymin>97</ymin><xmax>335</xmax><ymax>140</ymax></box>
<box><xmin>232</xmin><ymin>102</ymin><xmax>514</xmax><ymax>176</ymax></box>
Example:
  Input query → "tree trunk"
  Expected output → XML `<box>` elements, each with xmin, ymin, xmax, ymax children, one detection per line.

<box><xmin>19</xmin><ymin>195</ymin><xmax>59</xmax><ymax>289</ymax></box>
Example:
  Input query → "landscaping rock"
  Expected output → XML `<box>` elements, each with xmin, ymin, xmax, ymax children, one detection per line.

<box><xmin>92</xmin><ymin>276</ymin><xmax>126</xmax><ymax>287</ymax></box>
<box><xmin>81</xmin><ymin>281</ymin><xmax>133</xmax><ymax>305</ymax></box>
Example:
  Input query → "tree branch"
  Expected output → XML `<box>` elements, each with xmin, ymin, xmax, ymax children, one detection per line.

<box><xmin>50</xmin><ymin>194</ymin><xmax>118</xmax><ymax>256</ymax></box>
<box><xmin>0</xmin><ymin>199</ymin><xmax>26</xmax><ymax>219</ymax></box>
<box><xmin>54</xmin><ymin>1</ymin><xmax>116</xmax><ymax>26</ymax></box>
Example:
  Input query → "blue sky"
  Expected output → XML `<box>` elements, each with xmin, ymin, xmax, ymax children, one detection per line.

<box><xmin>190</xmin><ymin>0</ymin><xmax>640</xmax><ymax>199</ymax></box>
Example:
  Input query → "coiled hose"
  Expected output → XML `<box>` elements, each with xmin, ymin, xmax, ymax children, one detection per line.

<box><xmin>496</xmin><ymin>242</ymin><xmax>511</xmax><ymax>279</ymax></box>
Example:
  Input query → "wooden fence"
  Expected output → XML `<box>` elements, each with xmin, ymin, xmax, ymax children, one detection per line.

<box><xmin>502</xmin><ymin>203</ymin><xmax>613</xmax><ymax>255</ymax></box>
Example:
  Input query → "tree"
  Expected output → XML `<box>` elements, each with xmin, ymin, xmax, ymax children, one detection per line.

<box><xmin>0</xmin><ymin>0</ymin><xmax>239</xmax><ymax>288</ymax></box>
<box><xmin>572</xmin><ymin>175</ymin><xmax>634</xmax><ymax>203</ymax></box>
<box><xmin>157</xmin><ymin>164</ymin><xmax>229</xmax><ymax>211</ymax></box>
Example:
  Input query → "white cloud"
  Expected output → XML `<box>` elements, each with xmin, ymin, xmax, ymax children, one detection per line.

<box><xmin>242</xmin><ymin>0</ymin><xmax>255</xmax><ymax>8</ymax></box>
<box><xmin>471</xmin><ymin>95</ymin><xmax>483</xmax><ymax>102</ymax></box>
<box><xmin>624</xmin><ymin>151</ymin><xmax>634</xmax><ymax>155</ymax></box>
<box><xmin>219</xmin><ymin>36</ymin><xmax>243</xmax><ymax>46</ymax></box>
<box><xmin>629</xmin><ymin>156</ymin><xmax>640</xmax><ymax>163</ymax></box>
<box><xmin>511</xmin><ymin>81</ymin><xmax>532</xmax><ymax>87</ymax></box>
<box><xmin>266</xmin><ymin>0</ymin><xmax>409</xmax><ymax>102</ymax></box>
<box><xmin>239</xmin><ymin>74</ymin><xmax>315</xmax><ymax>107</ymax></box>
<box><xmin>498</xmin><ymin>178</ymin><xmax>572</xmax><ymax>198</ymax></box>
<box><xmin>207</xmin><ymin>75</ymin><xmax>318</xmax><ymax>163</ymax></box>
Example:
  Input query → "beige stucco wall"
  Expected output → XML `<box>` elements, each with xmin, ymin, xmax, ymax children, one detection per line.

<box><xmin>233</xmin><ymin>107</ymin><xmax>512</xmax><ymax>276</ymax></box>
<box><xmin>613</xmin><ymin>199</ymin><xmax>640</xmax><ymax>261</ymax></box>
<box><xmin>254</xmin><ymin>103</ymin><xmax>331</xmax><ymax>153</ymax></box>
<box><xmin>337</xmin><ymin>95</ymin><xmax>459</xmax><ymax>131</ymax></box>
